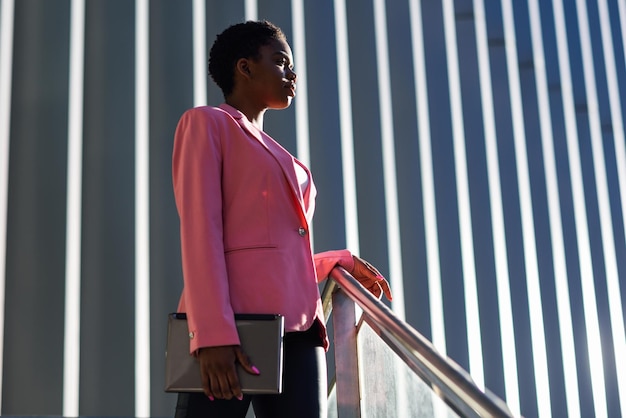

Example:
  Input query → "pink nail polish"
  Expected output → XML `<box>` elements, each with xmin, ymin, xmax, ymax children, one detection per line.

<box><xmin>237</xmin><ymin>394</ymin><xmax>244</xmax><ymax>401</ymax></box>
<box><xmin>252</xmin><ymin>366</ymin><xmax>260</xmax><ymax>374</ymax></box>
<box><xmin>209</xmin><ymin>396</ymin><xmax>215</xmax><ymax>401</ymax></box>
<box><xmin>375</xmin><ymin>274</ymin><xmax>385</xmax><ymax>280</ymax></box>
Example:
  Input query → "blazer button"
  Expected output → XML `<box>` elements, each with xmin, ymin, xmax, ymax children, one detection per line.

<box><xmin>298</xmin><ymin>227</ymin><xmax>307</xmax><ymax>237</ymax></box>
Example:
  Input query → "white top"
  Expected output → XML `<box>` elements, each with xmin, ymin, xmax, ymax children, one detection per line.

<box><xmin>294</xmin><ymin>162</ymin><xmax>309</xmax><ymax>196</ymax></box>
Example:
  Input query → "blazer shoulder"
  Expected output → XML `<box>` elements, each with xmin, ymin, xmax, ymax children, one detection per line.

<box><xmin>176</xmin><ymin>106</ymin><xmax>241</xmax><ymax>137</ymax></box>
<box><xmin>180</xmin><ymin>105</ymin><xmax>233</xmax><ymax>123</ymax></box>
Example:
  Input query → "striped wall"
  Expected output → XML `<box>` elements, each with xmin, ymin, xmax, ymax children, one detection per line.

<box><xmin>0</xmin><ymin>0</ymin><xmax>625</xmax><ymax>417</ymax></box>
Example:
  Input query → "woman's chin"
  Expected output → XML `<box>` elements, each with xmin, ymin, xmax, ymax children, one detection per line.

<box><xmin>271</xmin><ymin>97</ymin><xmax>293</xmax><ymax>110</ymax></box>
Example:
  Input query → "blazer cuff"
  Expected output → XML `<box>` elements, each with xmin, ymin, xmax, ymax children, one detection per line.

<box><xmin>313</xmin><ymin>249</ymin><xmax>354</xmax><ymax>282</ymax></box>
<box><xmin>188</xmin><ymin>325</ymin><xmax>240</xmax><ymax>354</ymax></box>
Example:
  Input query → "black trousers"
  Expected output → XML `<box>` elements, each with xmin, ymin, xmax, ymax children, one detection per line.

<box><xmin>175</xmin><ymin>321</ymin><xmax>327</xmax><ymax>418</ymax></box>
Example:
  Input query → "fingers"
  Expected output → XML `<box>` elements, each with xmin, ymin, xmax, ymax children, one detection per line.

<box><xmin>361</xmin><ymin>278</ymin><xmax>381</xmax><ymax>297</ymax></box>
<box><xmin>377</xmin><ymin>277</ymin><xmax>393</xmax><ymax>301</ymax></box>
<box><xmin>203</xmin><ymin>363</ymin><xmax>243</xmax><ymax>400</ymax></box>
<box><xmin>353</xmin><ymin>255</ymin><xmax>381</xmax><ymax>277</ymax></box>
<box><xmin>198</xmin><ymin>346</ymin><xmax>246</xmax><ymax>401</ymax></box>
<box><xmin>200</xmin><ymin>363</ymin><xmax>214</xmax><ymax>401</ymax></box>
<box><xmin>210</xmin><ymin>370</ymin><xmax>244</xmax><ymax>400</ymax></box>
<box><xmin>235</xmin><ymin>347</ymin><xmax>260</xmax><ymax>376</ymax></box>
<box><xmin>352</xmin><ymin>255</ymin><xmax>393</xmax><ymax>301</ymax></box>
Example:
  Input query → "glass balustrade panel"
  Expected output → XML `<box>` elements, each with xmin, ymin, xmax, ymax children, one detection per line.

<box><xmin>356</xmin><ymin>322</ymin><xmax>460</xmax><ymax>418</ymax></box>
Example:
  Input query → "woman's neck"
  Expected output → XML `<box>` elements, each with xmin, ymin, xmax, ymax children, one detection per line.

<box><xmin>225</xmin><ymin>95</ymin><xmax>266</xmax><ymax>130</ymax></box>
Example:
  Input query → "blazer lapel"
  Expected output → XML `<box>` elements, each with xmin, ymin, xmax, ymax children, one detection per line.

<box><xmin>219</xmin><ymin>104</ymin><xmax>308</xmax><ymax>217</ymax></box>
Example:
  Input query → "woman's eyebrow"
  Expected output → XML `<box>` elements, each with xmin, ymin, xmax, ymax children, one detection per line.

<box><xmin>274</xmin><ymin>50</ymin><xmax>293</xmax><ymax>64</ymax></box>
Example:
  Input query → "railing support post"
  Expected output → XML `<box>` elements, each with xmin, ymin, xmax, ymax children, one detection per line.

<box><xmin>332</xmin><ymin>288</ymin><xmax>361</xmax><ymax>418</ymax></box>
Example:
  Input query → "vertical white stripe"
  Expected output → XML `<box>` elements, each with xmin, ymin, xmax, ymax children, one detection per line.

<box><xmin>596</xmin><ymin>0</ymin><xmax>626</xmax><ymax>409</ymax></box>
<box><xmin>245</xmin><ymin>0</ymin><xmax>257</xmax><ymax>22</ymax></box>
<box><xmin>552</xmin><ymin>0</ymin><xmax>607</xmax><ymax>416</ymax></box>
<box><xmin>63</xmin><ymin>0</ymin><xmax>84</xmax><ymax>416</ymax></box>
<box><xmin>501</xmin><ymin>0</ymin><xmax>552</xmax><ymax>415</ymax></box>
<box><xmin>407</xmin><ymin>0</ymin><xmax>445</xmax><ymax>355</ymax></box>
<box><xmin>619</xmin><ymin>0</ymin><xmax>626</xmax><ymax>69</ymax></box>
<box><xmin>578</xmin><ymin>0</ymin><xmax>626</xmax><ymax>414</ymax></box>
<box><xmin>333</xmin><ymin>0</ymin><xmax>360</xmax><ymax>254</ymax></box>
<box><xmin>290</xmin><ymin>0</ymin><xmax>312</xmax><ymax>246</ymax></box>
<box><xmin>441</xmin><ymin>0</ymin><xmax>484</xmax><ymax>389</ymax></box>
<box><xmin>372</xmin><ymin>0</ymin><xmax>404</xmax><ymax>320</ymax></box>
<box><xmin>192</xmin><ymin>0</ymin><xmax>207</xmax><ymax>107</ymax></box>
<box><xmin>473</xmin><ymin>0</ymin><xmax>520</xmax><ymax>413</ymax></box>
<box><xmin>0</xmin><ymin>0</ymin><xmax>14</xmax><ymax>411</ymax></box>
<box><xmin>290</xmin><ymin>0</ymin><xmax>310</xmax><ymax>168</ymax></box>
<box><xmin>527</xmin><ymin>0</ymin><xmax>581</xmax><ymax>416</ymax></box>
<box><xmin>135</xmin><ymin>0</ymin><xmax>150</xmax><ymax>416</ymax></box>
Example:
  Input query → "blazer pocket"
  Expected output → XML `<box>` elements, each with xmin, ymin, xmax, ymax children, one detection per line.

<box><xmin>224</xmin><ymin>246</ymin><xmax>282</xmax><ymax>287</ymax></box>
<box><xmin>224</xmin><ymin>244</ymin><xmax>277</xmax><ymax>254</ymax></box>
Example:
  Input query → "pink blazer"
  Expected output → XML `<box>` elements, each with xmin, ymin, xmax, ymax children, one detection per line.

<box><xmin>173</xmin><ymin>104</ymin><xmax>354</xmax><ymax>353</ymax></box>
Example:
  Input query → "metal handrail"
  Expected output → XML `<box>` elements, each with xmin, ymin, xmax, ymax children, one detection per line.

<box><xmin>322</xmin><ymin>266</ymin><xmax>516</xmax><ymax>417</ymax></box>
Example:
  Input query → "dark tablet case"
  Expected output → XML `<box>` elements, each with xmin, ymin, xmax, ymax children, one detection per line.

<box><xmin>165</xmin><ymin>313</ymin><xmax>284</xmax><ymax>394</ymax></box>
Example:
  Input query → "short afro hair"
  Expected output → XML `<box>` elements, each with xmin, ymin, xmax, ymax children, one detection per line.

<box><xmin>208</xmin><ymin>20</ymin><xmax>287</xmax><ymax>97</ymax></box>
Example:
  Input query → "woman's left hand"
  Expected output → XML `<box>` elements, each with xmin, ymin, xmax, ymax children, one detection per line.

<box><xmin>350</xmin><ymin>255</ymin><xmax>393</xmax><ymax>301</ymax></box>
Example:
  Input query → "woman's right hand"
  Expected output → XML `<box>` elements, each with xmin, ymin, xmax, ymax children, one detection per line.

<box><xmin>197</xmin><ymin>345</ymin><xmax>260</xmax><ymax>400</ymax></box>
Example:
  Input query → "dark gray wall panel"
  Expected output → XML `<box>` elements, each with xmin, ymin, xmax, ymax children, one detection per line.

<box><xmin>514</xmin><ymin>1</ymin><xmax>556</xmax><ymax>414</ymax></box>
<box><xmin>205</xmin><ymin>1</ymin><xmax>246</xmax><ymax>107</ymax></box>
<box><xmin>540</xmin><ymin>3</ymin><xmax>582</xmax><ymax>416</ymax></box>
<box><xmin>258</xmin><ymin>0</ymin><xmax>297</xmax><ymax>156</ymax></box>
<box><xmin>421</xmin><ymin>0</ymin><xmax>470</xmax><ymax>370</ymax></box>
<box><xmin>563</xmin><ymin>2</ymin><xmax>608</xmax><ymax>416</ymax></box>
<box><xmin>345</xmin><ymin>0</ymin><xmax>389</xmax><ymax>278</ymax></box>
<box><xmin>455</xmin><ymin>6</ymin><xmax>509</xmax><ymax>399</ymax></box>
<box><xmin>303</xmin><ymin>0</ymin><xmax>347</xmax><ymax>253</ymax></box>
<box><xmin>149</xmin><ymin>1</ymin><xmax>194</xmax><ymax>415</ymax></box>
<box><xmin>2</xmin><ymin>0</ymin><xmax>70</xmax><ymax>414</ymax></box>
<box><xmin>384</xmin><ymin>0</ymin><xmax>432</xmax><ymax>338</ymax></box>
<box><xmin>583</xmin><ymin>11</ymin><xmax>626</xmax><ymax>418</ymax></box>
<box><xmin>483</xmin><ymin>2</ymin><xmax>538</xmax><ymax>415</ymax></box>
<box><xmin>79</xmin><ymin>1</ymin><xmax>136</xmax><ymax>415</ymax></box>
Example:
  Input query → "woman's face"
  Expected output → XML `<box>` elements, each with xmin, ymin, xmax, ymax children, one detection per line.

<box><xmin>245</xmin><ymin>38</ymin><xmax>297</xmax><ymax>109</ymax></box>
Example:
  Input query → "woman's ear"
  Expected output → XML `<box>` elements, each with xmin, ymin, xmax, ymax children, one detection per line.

<box><xmin>235</xmin><ymin>58</ymin><xmax>251</xmax><ymax>79</ymax></box>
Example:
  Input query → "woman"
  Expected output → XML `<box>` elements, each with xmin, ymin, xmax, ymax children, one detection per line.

<box><xmin>173</xmin><ymin>20</ymin><xmax>392</xmax><ymax>418</ymax></box>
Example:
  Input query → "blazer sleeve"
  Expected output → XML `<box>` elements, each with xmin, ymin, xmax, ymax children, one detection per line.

<box><xmin>173</xmin><ymin>108</ymin><xmax>240</xmax><ymax>353</ymax></box>
<box><xmin>313</xmin><ymin>249</ymin><xmax>355</xmax><ymax>283</ymax></box>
